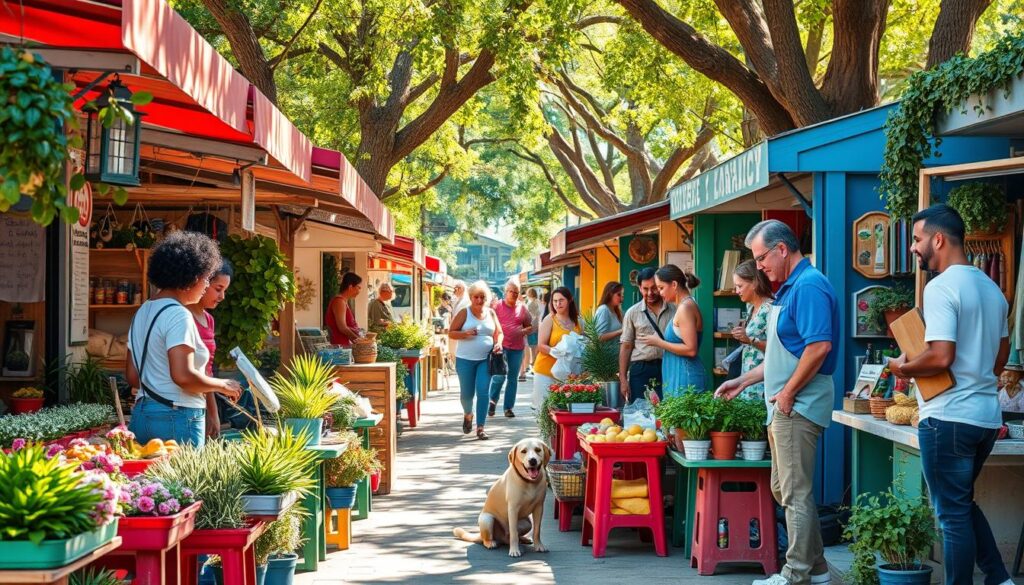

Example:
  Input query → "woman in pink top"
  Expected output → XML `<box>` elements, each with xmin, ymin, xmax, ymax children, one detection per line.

<box><xmin>487</xmin><ymin>279</ymin><xmax>534</xmax><ymax>417</ymax></box>
<box><xmin>187</xmin><ymin>260</ymin><xmax>233</xmax><ymax>438</ymax></box>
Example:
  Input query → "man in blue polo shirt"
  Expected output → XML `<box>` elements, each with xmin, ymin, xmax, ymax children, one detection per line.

<box><xmin>717</xmin><ymin>219</ymin><xmax>838</xmax><ymax>585</ymax></box>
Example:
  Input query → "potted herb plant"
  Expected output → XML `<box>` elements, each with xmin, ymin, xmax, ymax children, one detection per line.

<box><xmin>0</xmin><ymin>443</ymin><xmax>120</xmax><ymax>569</ymax></box>
<box><xmin>736</xmin><ymin>399</ymin><xmax>769</xmax><ymax>460</ymax></box>
<box><xmin>674</xmin><ymin>391</ymin><xmax>717</xmax><ymax>461</ymax></box>
<box><xmin>10</xmin><ymin>386</ymin><xmax>45</xmax><ymax>414</ymax></box>
<box><xmin>865</xmin><ymin>286</ymin><xmax>914</xmax><ymax>336</ymax></box>
<box><xmin>946</xmin><ymin>182</ymin><xmax>1007</xmax><ymax>235</ymax></box>
<box><xmin>652</xmin><ymin>391</ymin><xmax>691</xmax><ymax>450</ymax></box>
<box><xmin>324</xmin><ymin>439</ymin><xmax>379</xmax><ymax>510</ymax></box>
<box><xmin>262</xmin><ymin>506</ymin><xmax>308</xmax><ymax>585</ymax></box>
<box><xmin>271</xmin><ymin>355</ymin><xmax>340</xmax><ymax>446</ymax></box>
<box><xmin>844</xmin><ymin>484</ymin><xmax>935</xmax><ymax>585</ymax></box>
<box><xmin>235</xmin><ymin>428</ymin><xmax>318</xmax><ymax>517</ymax></box>
<box><xmin>145</xmin><ymin>442</ymin><xmax>248</xmax><ymax>532</ymax></box>
<box><xmin>708</xmin><ymin>396</ymin><xmax>742</xmax><ymax>460</ymax></box>
<box><xmin>580</xmin><ymin>315</ymin><xmax>621</xmax><ymax>408</ymax></box>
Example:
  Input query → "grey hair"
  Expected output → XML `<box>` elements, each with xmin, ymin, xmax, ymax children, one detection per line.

<box><xmin>505</xmin><ymin>278</ymin><xmax>521</xmax><ymax>293</ymax></box>
<box><xmin>379</xmin><ymin>282</ymin><xmax>393</xmax><ymax>292</ymax></box>
<box><xmin>745</xmin><ymin>219</ymin><xmax>800</xmax><ymax>252</ymax></box>
<box><xmin>452</xmin><ymin>280</ymin><xmax>466</xmax><ymax>290</ymax></box>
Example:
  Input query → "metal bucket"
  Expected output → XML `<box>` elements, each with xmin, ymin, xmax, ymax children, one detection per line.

<box><xmin>600</xmin><ymin>381</ymin><xmax>622</xmax><ymax>410</ymax></box>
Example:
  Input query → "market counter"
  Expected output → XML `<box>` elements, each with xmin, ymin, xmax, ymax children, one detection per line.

<box><xmin>833</xmin><ymin>410</ymin><xmax>1024</xmax><ymax>563</ymax></box>
<box><xmin>333</xmin><ymin>363</ymin><xmax>397</xmax><ymax>495</ymax></box>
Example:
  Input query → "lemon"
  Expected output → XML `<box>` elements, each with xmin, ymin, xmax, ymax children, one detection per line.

<box><xmin>627</xmin><ymin>424</ymin><xmax>643</xmax><ymax>436</ymax></box>
<box><xmin>600</xmin><ymin>417</ymin><xmax>614</xmax><ymax>426</ymax></box>
<box><xmin>607</xmin><ymin>425</ymin><xmax>622</xmax><ymax>435</ymax></box>
<box><xmin>594</xmin><ymin>435</ymin><xmax>608</xmax><ymax>443</ymax></box>
<box><xmin>641</xmin><ymin>430</ymin><xmax>657</xmax><ymax>443</ymax></box>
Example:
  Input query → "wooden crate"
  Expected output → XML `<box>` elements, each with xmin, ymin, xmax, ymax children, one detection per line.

<box><xmin>333</xmin><ymin>363</ymin><xmax>397</xmax><ymax>495</ymax></box>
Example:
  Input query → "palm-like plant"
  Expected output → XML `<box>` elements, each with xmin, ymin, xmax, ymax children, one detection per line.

<box><xmin>580</xmin><ymin>315</ymin><xmax>619</xmax><ymax>382</ymax></box>
<box><xmin>271</xmin><ymin>355</ymin><xmax>339</xmax><ymax>419</ymax></box>
<box><xmin>236</xmin><ymin>428</ymin><xmax>318</xmax><ymax>496</ymax></box>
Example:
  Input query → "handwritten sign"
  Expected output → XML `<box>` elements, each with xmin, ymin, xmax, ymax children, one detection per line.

<box><xmin>0</xmin><ymin>214</ymin><xmax>45</xmax><ymax>302</ymax></box>
<box><xmin>69</xmin><ymin>181</ymin><xmax>93</xmax><ymax>344</ymax></box>
<box><xmin>670</xmin><ymin>141</ymin><xmax>769</xmax><ymax>219</ymax></box>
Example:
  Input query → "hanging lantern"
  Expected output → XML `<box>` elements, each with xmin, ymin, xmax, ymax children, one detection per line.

<box><xmin>84</xmin><ymin>76</ymin><xmax>143</xmax><ymax>186</ymax></box>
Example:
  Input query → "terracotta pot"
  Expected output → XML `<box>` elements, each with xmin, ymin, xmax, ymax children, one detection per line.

<box><xmin>10</xmin><ymin>397</ymin><xmax>44</xmax><ymax>414</ymax></box>
<box><xmin>672</xmin><ymin>428</ymin><xmax>687</xmax><ymax>451</ymax></box>
<box><xmin>869</xmin><ymin>397</ymin><xmax>895</xmax><ymax>420</ymax></box>
<box><xmin>351</xmin><ymin>339</ymin><xmax>378</xmax><ymax>364</ymax></box>
<box><xmin>709</xmin><ymin>431</ymin><xmax>741</xmax><ymax>460</ymax></box>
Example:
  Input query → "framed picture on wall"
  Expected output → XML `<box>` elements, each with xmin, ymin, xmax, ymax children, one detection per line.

<box><xmin>666</xmin><ymin>251</ymin><xmax>693</xmax><ymax>274</ymax></box>
<box><xmin>852</xmin><ymin>212</ymin><xmax>891</xmax><ymax>278</ymax></box>
<box><xmin>852</xmin><ymin>286</ymin><xmax>889</xmax><ymax>338</ymax></box>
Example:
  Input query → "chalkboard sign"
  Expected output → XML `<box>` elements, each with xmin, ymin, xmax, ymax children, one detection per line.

<box><xmin>0</xmin><ymin>214</ymin><xmax>45</xmax><ymax>303</ymax></box>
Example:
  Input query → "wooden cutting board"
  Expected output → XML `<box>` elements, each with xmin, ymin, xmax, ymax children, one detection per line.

<box><xmin>890</xmin><ymin>308</ymin><xmax>955</xmax><ymax>401</ymax></box>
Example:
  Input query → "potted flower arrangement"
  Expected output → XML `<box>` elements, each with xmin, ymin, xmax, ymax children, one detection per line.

<box><xmin>947</xmin><ymin>181</ymin><xmax>1007</xmax><ymax>235</ymax></box>
<box><xmin>324</xmin><ymin>437</ymin><xmax>380</xmax><ymax>510</ymax></box>
<box><xmin>116</xmin><ymin>477</ymin><xmax>201</xmax><ymax>554</ymax></box>
<box><xmin>844</xmin><ymin>484</ymin><xmax>935</xmax><ymax>585</ymax></box>
<box><xmin>145</xmin><ymin>442</ymin><xmax>247</xmax><ymax>532</ymax></box>
<box><xmin>864</xmin><ymin>286</ymin><xmax>914</xmax><ymax>336</ymax></box>
<box><xmin>0</xmin><ymin>442</ymin><xmax>120</xmax><ymax>569</ymax></box>
<box><xmin>235</xmin><ymin>428</ymin><xmax>318</xmax><ymax>517</ymax></box>
<box><xmin>580</xmin><ymin>315</ymin><xmax>621</xmax><ymax>408</ymax></box>
<box><xmin>10</xmin><ymin>386</ymin><xmax>45</xmax><ymax>414</ymax></box>
<box><xmin>735</xmin><ymin>399</ymin><xmax>769</xmax><ymax>460</ymax></box>
<box><xmin>548</xmin><ymin>374</ymin><xmax>603</xmax><ymax>413</ymax></box>
<box><xmin>271</xmin><ymin>354</ymin><xmax>340</xmax><ymax>446</ymax></box>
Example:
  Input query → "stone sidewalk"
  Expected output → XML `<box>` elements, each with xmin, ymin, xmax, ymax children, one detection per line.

<box><xmin>296</xmin><ymin>378</ymin><xmax>769</xmax><ymax>585</ymax></box>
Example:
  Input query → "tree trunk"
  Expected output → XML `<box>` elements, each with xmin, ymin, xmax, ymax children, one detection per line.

<box><xmin>202</xmin><ymin>0</ymin><xmax>278</xmax><ymax>104</ymax></box>
<box><xmin>819</xmin><ymin>0</ymin><xmax>888</xmax><ymax>116</ymax></box>
<box><xmin>926</xmin><ymin>0</ymin><xmax>993</xmax><ymax>68</ymax></box>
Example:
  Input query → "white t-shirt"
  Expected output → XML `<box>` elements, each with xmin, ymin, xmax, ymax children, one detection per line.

<box><xmin>128</xmin><ymin>298</ymin><xmax>209</xmax><ymax>409</ymax></box>
<box><xmin>919</xmin><ymin>265</ymin><xmax>1007</xmax><ymax>428</ymax></box>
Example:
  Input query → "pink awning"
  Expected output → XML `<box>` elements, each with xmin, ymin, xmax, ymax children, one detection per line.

<box><xmin>251</xmin><ymin>88</ymin><xmax>312</xmax><ymax>183</ymax></box>
<box><xmin>314</xmin><ymin>147</ymin><xmax>395</xmax><ymax>243</ymax></box>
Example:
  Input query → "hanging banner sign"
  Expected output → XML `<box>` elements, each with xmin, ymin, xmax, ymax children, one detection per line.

<box><xmin>669</xmin><ymin>141</ymin><xmax>769</xmax><ymax>219</ymax></box>
<box><xmin>68</xmin><ymin>151</ymin><xmax>93</xmax><ymax>345</ymax></box>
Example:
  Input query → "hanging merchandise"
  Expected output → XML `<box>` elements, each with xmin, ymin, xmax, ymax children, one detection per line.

<box><xmin>128</xmin><ymin>203</ymin><xmax>157</xmax><ymax>249</ymax></box>
<box><xmin>185</xmin><ymin>211</ymin><xmax>228</xmax><ymax>243</ymax></box>
<box><xmin>90</xmin><ymin>204</ymin><xmax>119</xmax><ymax>248</ymax></box>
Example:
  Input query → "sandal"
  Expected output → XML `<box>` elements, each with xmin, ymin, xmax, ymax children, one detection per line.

<box><xmin>504</xmin><ymin>409</ymin><xmax>515</xmax><ymax>418</ymax></box>
<box><xmin>462</xmin><ymin>415</ymin><xmax>472</xmax><ymax>434</ymax></box>
<box><xmin>476</xmin><ymin>429</ymin><xmax>489</xmax><ymax>440</ymax></box>
<box><xmin>488</xmin><ymin>401</ymin><xmax>497</xmax><ymax>417</ymax></box>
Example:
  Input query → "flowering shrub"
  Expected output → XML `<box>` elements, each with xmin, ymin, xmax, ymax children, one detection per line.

<box><xmin>82</xmin><ymin>470</ymin><xmax>121</xmax><ymax>525</ymax></box>
<box><xmin>547</xmin><ymin>374</ymin><xmax>603</xmax><ymax>410</ymax></box>
<box><xmin>120</xmin><ymin>478</ymin><xmax>196</xmax><ymax>517</ymax></box>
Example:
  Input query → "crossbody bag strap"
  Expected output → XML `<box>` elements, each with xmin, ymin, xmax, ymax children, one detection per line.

<box><xmin>642</xmin><ymin>308</ymin><xmax>666</xmax><ymax>341</ymax></box>
<box><xmin>130</xmin><ymin>301</ymin><xmax>181</xmax><ymax>408</ymax></box>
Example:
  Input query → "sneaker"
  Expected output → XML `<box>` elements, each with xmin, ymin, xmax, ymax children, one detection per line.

<box><xmin>810</xmin><ymin>572</ymin><xmax>830</xmax><ymax>585</ymax></box>
<box><xmin>752</xmin><ymin>575</ymin><xmax>790</xmax><ymax>585</ymax></box>
<box><xmin>504</xmin><ymin>409</ymin><xmax>515</xmax><ymax>418</ymax></box>
<box><xmin>487</xmin><ymin>401</ymin><xmax>496</xmax><ymax>417</ymax></box>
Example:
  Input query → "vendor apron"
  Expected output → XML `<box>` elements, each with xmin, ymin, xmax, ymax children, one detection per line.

<box><xmin>763</xmin><ymin>304</ymin><xmax>833</xmax><ymax>428</ymax></box>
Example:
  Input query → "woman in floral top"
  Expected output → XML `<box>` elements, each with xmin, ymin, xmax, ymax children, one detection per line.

<box><xmin>730</xmin><ymin>260</ymin><xmax>774</xmax><ymax>400</ymax></box>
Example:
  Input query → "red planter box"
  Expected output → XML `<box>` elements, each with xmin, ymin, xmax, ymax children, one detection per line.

<box><xmin>118</xmin><ymin>501</ymin><xmax>202</xmax><ymax>551</ymax></box>
<box><xmin>122</xmin><ymin>456</ymin><xmax>167</xmax><ymax>478</ymax></box>
<box><xmin>10</xmin><ymin>397</ymin><xmax>44</xmax><ymax>414</ymax></box>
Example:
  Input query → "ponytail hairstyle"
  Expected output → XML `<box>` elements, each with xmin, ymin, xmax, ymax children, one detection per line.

<box><xmin>655</xmin><ymin>263</ymin><xmax>700</xmax><ymax>292</ymax></box>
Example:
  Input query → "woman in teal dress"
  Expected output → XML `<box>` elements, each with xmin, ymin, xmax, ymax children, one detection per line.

<box><xmin>638</xmin><ymin>264</ymin><xmax>706</xmax><ymax>397</ymax></box>
<box><xmin>730</xmin><ymin>260</ymin><xmax>773</xmax><ymax>400</ymax></box>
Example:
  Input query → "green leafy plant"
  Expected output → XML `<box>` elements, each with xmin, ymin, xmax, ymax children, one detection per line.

<box><xmin>215</xmin><ymin>235</ymin><xmax>296</xmax><ymax>366</ymax></box>
<box><xmin>65</xmin><ymin>357</ymin><xmax>111</xmax><ymax>406</ymax></box>
<box><xmin>844</xmin><ymin>482</ymin><xmax>936</xmax><ymax>585</ymax></box>
<box><xmin>375</xmin><ymin>317</ymin><xmax>431</xmax><ymax>350</ymax></box>
<box><xmin>376</xmin><ymin>345</ymin><xmax>410</xmax><ymax>400</ymax></box>
<box><xmin>710</xmin><ymin>395</ymin><xmax>743</xmax><ymax>433</ymax></box>
<box><xmin>324</xmin><ymin>442</ymin><xmax>380</xmax><ymax>488</ymax></box>
<box><xmin>734</xmin><ymin>398</ymin><xmax>768</xmax><ymax>441</ymax></box>
<box><xmin>864</xmin><ymin>286</ymin><xmax>915</xmax><ymax>331</ymax></box>
<box><xmin>253</xmin><ymin>503</ymin><xmax>309</xmax><ymax>565</ymax></box>
<box><xmin>0</xmin><ymin>403</ymin><xmax>113</xmax><ymax>446</ymax></box>
<box><xmin>0</xmin><ymin>444</ymin><xmax>104</xmax><ymax>544</ymax></box>
<box><xmin>537</xmin><ymin>392</ymin><xmax>559</xmax><ymax>440</ymax></box>
<box><xmin>663</xmin><ymin>391</ymin><xmax>717</xmax><ymax>440</ymax></box>
<box><xmin>880</xmin><ymin>33</ymin><xmax>1024</xmax><ymax>219</ymax></box>
<box><xmin>256</xmin><ymin>347</ymin><xmax>281</xmax><ymax>378</ymax></box>
<box><xmin>580</xmin><ymin>314</ymin><xmax>619</xmax><ymax>382</ymax></box>
<box><xmin>145</xmin><ymin>441</ymin><xmax>246</xmax><ymax>530</ymax></box>
<box><xmin>946</xmin><ymin>182</ymin><xmax>1007</xmax><ymax>234</ymax></box>
<box><xmin>327</xmin><ymin>395</ymin><xmax>358</xmax><ymax>431</ymax></box>
<box><xmin>271</xmin><ymin>355</ymin><xmax>340</xmax><ymax>420</ymax></box>
<box><xmin>235</xmin><ymin>428</ymin><xmax>318</xmax><ymax>496</ymax></box>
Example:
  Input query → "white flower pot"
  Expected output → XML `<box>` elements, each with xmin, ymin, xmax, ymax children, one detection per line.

<box><xmin>570</xmin><ymin>402</ymin><xmax>596</xmax><ymax>413</ymax></box>
<box><xmin>682</xmin><ymin>439</ymin><xmax>711</xmax><ymax>461</ymax></box>
<box><xmin>740</xmin><ymin>440</ymin><xmax>768</xmax><ymax>461</ymax></box>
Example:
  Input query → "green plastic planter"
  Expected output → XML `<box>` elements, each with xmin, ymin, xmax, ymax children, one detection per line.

<box><xmin>284</xmin><ymin>418</ymin><xmax>323</xmax><ymax>446</ymax></box>
<box><xmin>0</xmin><ymin>519</ymin><xmax>119</xmax><ymax>569</ymax></box>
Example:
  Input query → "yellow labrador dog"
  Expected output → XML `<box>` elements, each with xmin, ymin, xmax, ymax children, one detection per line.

<box><xmin>453</xmin><ymin>437</ymin><xmax>552</xmax><ymax>557</ymax></box>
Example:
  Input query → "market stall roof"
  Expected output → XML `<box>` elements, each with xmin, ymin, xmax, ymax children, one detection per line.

<box><xmin>550</xmin><ymin>201</ymin><xmax>670</xmax><ymax>257</ymax></box>
<box><xmin>5</xmin><ymin>0</ymin><xmax>312</xmax><ymax>183</ymax></box>
<box><xmin>373</xmin><ymin>235</ymin><xmax>426</xmax><ymax>271</ymax></box>
<box><xmin>938</xmin><ymin>73</ymin><xmax>1024</xmax><ymax>138</ymax></box>
<box><xmin>533</xmin><ymin>251</ymin><xmax>580</xmax><ymax>277</ymax></box>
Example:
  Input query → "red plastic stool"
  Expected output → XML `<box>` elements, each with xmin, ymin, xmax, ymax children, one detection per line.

<box><xmin>178</xmin><ymin>522</ymin><xmax>267</xmax><ymax>585</ymax></box>
<box><xmin>690</xmin><ymin>467</ymin><xmax>778</xmax><ymax>576</ymax></box>
<box><xmin>579</xmin><ymin>438</ymin><xmax>668</xmax><ymax>558</ymax></box>
<box><xmin>549</xmin><ymin>408</ymin><xmax>619</xmax><ymax>532</ymax></box>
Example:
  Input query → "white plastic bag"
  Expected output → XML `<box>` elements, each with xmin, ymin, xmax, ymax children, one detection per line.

<box><xmin>550</xmin><ymin>331</ymin><xmax>585</xmax><ymax>380</ymax></box>
<box><xmin>622</xmin><ymin>398</ymin><xmax>657</xmax><ymax>431</ymax></box>
<box><xmin>331</xmin><ymin>381</ymin><xmax>374</xmax><ymax>419</ymax></box>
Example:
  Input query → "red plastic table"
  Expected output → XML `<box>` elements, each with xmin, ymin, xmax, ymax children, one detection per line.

<box><xmin>96</xmin><ymin>502</ymin><xmax>201</xmax><ymax>585</ymax></box>
<box><xmin>178</xmin><ymin>522</ymin><xmax>267</xmax><ymax>585</ymax></box>
<box><xmin>548</xmin><ymin>408</ymin><xmax>619</xmax><ymax>531</ymax></box>
<box><xmin>578</xmin><ymin>434</ymin><xmax>668</xmax><ymax>558</ymax></box>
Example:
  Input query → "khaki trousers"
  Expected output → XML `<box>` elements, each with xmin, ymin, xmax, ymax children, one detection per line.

<box><xmin>768</xmin><ymin>410</ymin><xmax>828</xmax><ymax>585</ymax></box>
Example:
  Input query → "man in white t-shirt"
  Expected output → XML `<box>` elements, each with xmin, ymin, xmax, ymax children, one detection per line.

<box><xmin>888</xmin><ymin>204</ymin><xmax>1012</xmax><ymax>585</ymax></box>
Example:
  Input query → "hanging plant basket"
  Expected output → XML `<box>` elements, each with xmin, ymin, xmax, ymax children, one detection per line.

<box><xmin>946</xmin><ymin>182</ymin><xmax>1007</xmax><ymax>235</ymax></box>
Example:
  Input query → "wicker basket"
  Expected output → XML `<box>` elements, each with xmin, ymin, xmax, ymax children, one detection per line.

<box><xmin>546</xmin><ymin>460</ymin><xmax>585</xmax><ymax>501</ymax></box>
<box><xmin>869</xmin><ymin>397</ymin><xmax>895</xmax><ymax>420</ymax></box>
<box><xmin>352</xmin><ymin>333</ymin><xmax>378</xmax><ymax>364</ymax></box>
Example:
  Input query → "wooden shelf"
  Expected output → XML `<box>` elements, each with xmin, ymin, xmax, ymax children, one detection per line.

<box><xmin>713</xmin><ymin>290</ymin><xmax>739</xmax><ymax>297</ymax></box>
<box><xmin>712</xmin><ymin>367</ymin><xmax>729</xmax><ymax>377</ymax></box>
<box><xmin>0</xmin><ymin>375</ymin><xmax>43</xmax><ymax>382</ymax></box>
<box><xmin>90</xmin><ymin>304</ymin><xmax>141</xmax><ymax>310</ymax></box>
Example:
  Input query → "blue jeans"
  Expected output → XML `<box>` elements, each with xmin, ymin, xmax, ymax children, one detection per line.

<box><xmin>456</xmin><ymin>357</ymin><xmax>490</xmax><ymax>428</ymax></box>
<box><xmin>129</xmin><ymin>397</ymin><xmax>206</xmax><ymax>447</ymax></box>
<box><xmin>918</xmin><ymin>417</ymin><xmax>1009</xmax><ymax>585</ymax></box>
<box><xmin>488</xmin><ymin>349</ymin><xmax>525</xmax><ymax>411</ymax></box>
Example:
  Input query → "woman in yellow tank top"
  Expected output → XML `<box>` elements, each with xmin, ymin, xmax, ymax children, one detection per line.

<box><xmin>532</xmin><ymin>287</ymin><xmax>582</xmax><ymax>409</ymax></box>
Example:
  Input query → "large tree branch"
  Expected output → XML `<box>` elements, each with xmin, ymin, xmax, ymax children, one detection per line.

<box><xmin>803</xmin><ymin>10</ymin><xmax>829</xmax><ymax>78</ymax></box>
<box><xmin>647</xmin><ymin>125</ymin><xmax>715</xmax><ymax>205</ymax></box>
<box><xmin>586</xmin><ymin>129</ymin><xmax>616</xmax><ymax>193</ymax></box>
<box><xmin>575</xmin><ymin>15</ymin><xmax>625</xmax><ymax>29</ymax></box>
<box><xmin>381</xmin><ymin>167</ymin><xmax>450</xmax><ymax>202</ymax></box>
<box><xmin>559</xmin><ymin>69</ymin><xmax>609</xmax><ymax>117</ymax></box>
<box><xmin>926</xmin><ymin>0</ymin><xmax>993</xmax><ymax>68</ymax></box>
<box><xmin>404</xmin><ymin>52</ymin><xmax>475</xmax><ymax>108</ymax></box>
<box><xmin>613</xmin><ymin>0</ymin><xmax>795</xmax><ymax>135</ymax></box>
<box><xmin>553</xmin><ymin>75</ymin><xmax>644</xmax><ymax>161</ymax></box>
<box><xmin>758</xmin><ymin>0</ymin><xmax>830</xmax><ymax>124</ymax></box>
<box><xmin>268</xmin><ymin>0</ymin><xmax>324</xmax><ymax>71</ymax></box>
<box><xmin>548</xmin><ymin>128</ymin><xmax>623</xmax><ymax>216</ymax></box>
<box><xmin>202</xmin><ymin>0</ymin><xmax>278</xmax><ymax>103</ymax></box>
<box><xmin>712</xmin><ymin>0</ymin><xmax>779</xmax><ymax>89</ymax></box>
<box><xmin>509</xmin><ymin>149</ymin><xmax>595</xmax><ymax>220</ymax></box>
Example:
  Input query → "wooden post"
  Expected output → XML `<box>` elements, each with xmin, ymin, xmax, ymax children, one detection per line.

<box><xmin>274</xmin><ymin>207</ymin><xmax>311</xmax><ymax>369</ymax></box>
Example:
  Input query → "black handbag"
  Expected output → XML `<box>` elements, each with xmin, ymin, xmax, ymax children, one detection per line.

<box><xmin>488</xmin><ymin>351</ymin><xmax>508</xmax><ymax>377</ymax></box>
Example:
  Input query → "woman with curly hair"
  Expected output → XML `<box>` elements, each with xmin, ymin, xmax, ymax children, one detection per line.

<box><xmin>126</xmin><ymin>231</ymin><xmax>242</xmax><ymax>446</ymax></box>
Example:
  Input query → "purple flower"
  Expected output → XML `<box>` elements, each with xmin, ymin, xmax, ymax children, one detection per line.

<box><xmin>165</xmin><ymin>498</ymin><xmax>180</xmax><ymax>513</ymax></box>
<box><xmin>157</xmin><ymin>502</ymin><xmax>171</xmax><ymax>515</ymax></box>
<box><xmin>140</xmin><ymin>484</ymin><xmax>158</xmax><ymax>497</ymax></box>
<box><xmin>45</xmin><ymin>444</ymin><xmax>63</xmax><ymax>458</ymax></box>
<box><xmin>182</xmin><ymin>488</ymin><xmax>194</xmax><ymax>500</ymax></box>
<box><xmin>159</xmin><ymin>488</ymin><xmax>171</xmax><ymax>500</ymax></box>
<box><xmin>136</xmin><ymin>496</ymin><xmax>155</xmax><ymax>513</ymax></box>
<box><xmin>11</xmin><ymin>438</ymin><xmax>26</xmax><ymax>451</ymax></box>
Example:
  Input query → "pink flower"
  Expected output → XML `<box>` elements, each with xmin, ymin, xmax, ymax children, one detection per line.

<box><xmin>157</xmin><ymin>502</ymin><xmax>171</xmax><ymax>515</ymax></box>
<box><xmin>182</xmin><ymin>488</ymin><xmax>194</xmax><ymax>500</ymax></box>
<box><xmin>45</xmin><ymin>444</ymin><xmax>63</xmax><ymax>458</ymax></box>
<box><xmin>140</xmin><ymin>484</ymin><xmax>158</xmax><ymax>497</ymax></box>
<box><xmin>136</xmin><ymin>496</ymin><xmax>155</xmax><ymax>513</ymax></box>
<box><xmin>11</xmin><ymin>438</ymin><xmax>26</xmax><ymax>451</ymax></box>
<box><xmin>165</xmin><ymin>498</ymin><xmax>180</xmax><ymax>513</ymax></box>
<box><xmin>68</xmin><ymin>438</ymin><xmax>89</xmax><ymax>448</ymax></box>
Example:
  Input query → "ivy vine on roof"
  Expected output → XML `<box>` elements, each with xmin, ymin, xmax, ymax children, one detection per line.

<box><xmin>880</xmin><ymin>33</ymin><xmax>1024</xmax><ymax>220</ymax></box>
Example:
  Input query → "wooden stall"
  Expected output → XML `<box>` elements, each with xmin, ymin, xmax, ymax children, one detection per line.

<box><xmin>333</xmin><ymin>362</ymin><xmax>397</xmax><ymax>494</ymax></box>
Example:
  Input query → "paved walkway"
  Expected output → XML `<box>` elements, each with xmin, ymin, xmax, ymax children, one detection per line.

<box><xmin>298</xmin><ymin>377</ymin><xmax>1023</xmax><ymax>585</ymax></box>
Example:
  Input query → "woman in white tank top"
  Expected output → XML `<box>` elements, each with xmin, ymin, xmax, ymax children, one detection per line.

<box><xmin>448</xmin><ymin>281</ymin><xmax>504</xmax><ymax>440</ymax></box>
